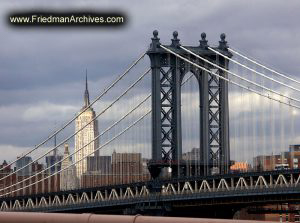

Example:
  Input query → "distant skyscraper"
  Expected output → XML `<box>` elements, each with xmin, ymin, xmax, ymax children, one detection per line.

<box><xmin>45</xmin><ymin>154</ymin><xmax>63</xmax><ymax>175</ymax></box>
<box><xmin>16</xmin><ymin>156</ymin><xmax>32</xmax><ymax>176</ymax></box>
<box><xmin>60</xmin><ymin>144</ymin><xmax>78</xmax><ymax>190</ymax></box>
<box><xmin>74</xmin><ymin>73</ymin><xmax>99</xmax><ymax>179</ymax></box>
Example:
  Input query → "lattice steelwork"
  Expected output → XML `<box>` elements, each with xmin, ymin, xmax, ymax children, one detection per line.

<box><xmin>208</xmin><ymin>70</ymin><xmax>221</xmax><ymax>168</ymax></box>
<box><xmin>147</xmin><ymin>31</ymin><xmax>232</xmax><ymax>178</ymax></box>
<box><xmin>160</xmin><ymin>67</ymin><xmax>174</xmax><ymax>162</ymax></box>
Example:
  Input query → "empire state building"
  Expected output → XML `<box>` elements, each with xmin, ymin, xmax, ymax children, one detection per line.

<box><xmin>74</xmin><ymin>74</ymin><xmax>99</xmax><ymax>179</ymax></box>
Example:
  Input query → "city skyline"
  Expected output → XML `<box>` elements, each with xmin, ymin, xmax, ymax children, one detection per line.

<box><xmin>1</xmin><ymin>1</ymin><xmax>300</xmax><ymax>163</ymax></box>
<box><xmin>0</xmin><ymin>1</ymin><xmax>299</xmax><ymax>191</ymax></box>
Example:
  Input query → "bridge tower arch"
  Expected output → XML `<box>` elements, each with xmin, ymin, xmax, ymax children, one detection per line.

<box><xmin>147</xmin><ymin>31</ymin><xmax>232</xmax><ymax>179</ymax></box>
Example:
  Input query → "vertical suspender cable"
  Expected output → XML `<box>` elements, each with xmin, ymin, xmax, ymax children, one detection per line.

<box><xmin>280</xmin><ymin>96</ymin><xmax>284</xmax><ymax>166</ymax></box>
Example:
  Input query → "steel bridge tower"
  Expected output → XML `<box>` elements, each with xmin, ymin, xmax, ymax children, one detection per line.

<box><xmin>147</xmin><ymin>31</ymin><xmax>232</xmax><ymax>179</ymax></box>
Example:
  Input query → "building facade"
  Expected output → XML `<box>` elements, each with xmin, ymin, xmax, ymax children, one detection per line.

<box><xmin>111</xmin><ymin>151</ymin><xmax>143</xmax><ymax>184</ymax></box>
<box><xmin>74</xmin><ymin>75</ymin><xmax>99</xmax><ymax>179</ymax></box>
<box><xmin>253</xmin><ymin>145</ymin><xmax>300</xmax><ymax>171</ymax></box>
<box><xmin>81</xmin><ymin>152</ymin><xmax>150</xmax><ymax>188</ymax></box>
<box><xmin>45</xmin><ymin>154</ymin><xmax>63</xmax><ymax>175</ymax></box>
<box><xmin>16</xmin><ymin>156</ymin><xmax>32</xmax><ymax>176</ymax></box>
<box><xmin>60</xmin><ymin>144</ymin><xmax>78</xmax><ymax>191</ymax></box>
<box><xmin>86</xmin><ymin>155</ymin><xmax>111</xmax><ymax>174</ymax></box>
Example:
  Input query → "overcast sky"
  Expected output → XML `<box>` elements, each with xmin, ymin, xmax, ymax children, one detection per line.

<box><xmin>1</xmin><ymin>0</ymin><xmax>300</xmax><ymax>164</ymax></box>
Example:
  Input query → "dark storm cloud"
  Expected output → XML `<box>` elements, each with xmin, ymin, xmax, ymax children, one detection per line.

<box><xmin>0</xmin><ymin>0</ymin><xmax>300</xmax><ymax>161</ymax></box>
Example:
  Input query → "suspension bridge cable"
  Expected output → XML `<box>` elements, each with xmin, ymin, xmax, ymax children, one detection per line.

<box><xmin>228</xmin><ymin>47</ymin><xmax>300</xmax><ymax>86</ymax></box>
<box><xmin>0</xmin><ymin>51</ymin><xmax>147</xmax><ymax>174</ymax></box>
<box><xmin>1</xmin><ymin>110</ymin><xmax>152</xmax><ymax>197</ymax></box>
<box><xmin>160</xmin><ymin>45</ymin><xmax>300</xmax><ymax>110</ymax></box>
<box><xmin>0</xmin><ymin>68</ymin><xmax>151</xmax><ymax>183</ymax></box>
<box><xmin>208</xmin><ymin>47</ymin><xmax>300</xmax><ymax>94</ymax></box>
<box><xmin>180</xmin><ymin>46</ymin><xmax>300</xmax><ymax>104</ymax></box>
<box><xmin>1</xmin><ymin>71</ymin><xmax>195</xmax><ymax>195</ymax></box>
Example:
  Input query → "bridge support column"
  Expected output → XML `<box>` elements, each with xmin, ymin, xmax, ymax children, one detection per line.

<box><xmin>218</xmin><ymin>40</ymin><xmax>230</xmax><ymax>174</ymax></box>
<box><xmin>147</xmin><ymin>31</ymin><xmax>185</xmax><ymax>179</ymax></box>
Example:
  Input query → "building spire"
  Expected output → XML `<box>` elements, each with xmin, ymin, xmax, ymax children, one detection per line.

<box><xmin>64</xmin><ymin>143</ymin><xmax>69</xmax><ymax>155</ymax></box>
<box><xmin>84</xmin><ymin>69</ymin><xmax>90</xmax><ymax>108</ymax></box>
